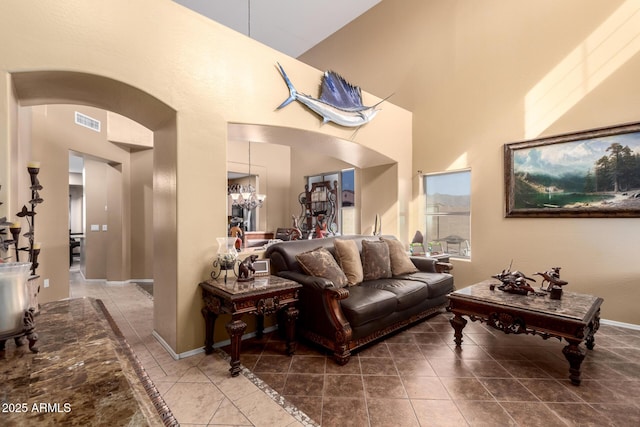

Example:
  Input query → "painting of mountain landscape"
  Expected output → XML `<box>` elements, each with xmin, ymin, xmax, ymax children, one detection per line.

<box><xmin>505</xmin><ymin>123</ymin><xmax>640</xmax><ymax>217</ymax></box>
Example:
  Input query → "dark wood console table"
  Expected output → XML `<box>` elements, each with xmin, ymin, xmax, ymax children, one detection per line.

<box><xmin>448</xmin><ymin>280</ymin><xmax>602</xmax><ymax>385</ymax></box>
<box><xmin>199</xmin><ymin>275</ymin><xmax>301</xmax><ymax>376</ymax></box>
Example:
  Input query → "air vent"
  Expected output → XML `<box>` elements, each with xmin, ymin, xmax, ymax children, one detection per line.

<box><xmin>74</xmin><ymin>111</ymin><xmax>101</xmax><ymax>132</ymax></box>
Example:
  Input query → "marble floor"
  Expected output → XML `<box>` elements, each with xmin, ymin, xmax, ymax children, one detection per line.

<box><xmin>68</xmin><ymin>266</ymin><xmax>306</xmax><ymax>426</ymax></box>
<box><xmin>56</xmin><ymin>266</ymin><xmax>640</xmax><ymax>426</ymax></box>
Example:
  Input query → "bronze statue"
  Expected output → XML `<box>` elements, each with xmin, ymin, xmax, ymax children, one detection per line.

<box><xmin>535</xmin><ymin>267</ymin><xmax>568</xmax><ymax>291</ymax></box>
<box><xmin>238</xmin><ymin>254</ymin><xmax>258</xmax><ymax>281</ymax></box>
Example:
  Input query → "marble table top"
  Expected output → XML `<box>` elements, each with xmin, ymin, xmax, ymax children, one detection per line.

<box><xmin>451</xmin><ymin>279</ymin><xmax>602</xmax><ymax>321</ymax></box>
<box><xmin>0</xmin><ymin>297</ymin><xmax>173</xmax><ymax>426</ymax></box>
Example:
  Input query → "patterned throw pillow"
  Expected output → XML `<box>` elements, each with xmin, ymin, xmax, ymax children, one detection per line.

<box><xmin>296</xmin><ymin>247</ymin><xmax>348</xmax><ymax>288</ymax></box>
<box><xmin>334</xmin><ymin>239</ymin><xmax>364</xmax><ymax>286</ymax></box>
<box><xmin>381</xmin><ymin>237</ymin><xmax>418</xmax><ymax>275</ymax></box>
<box><xmin>361</xmin><ymin>239</ymin><xmax>392</xmax><ymax>281</ymax></box>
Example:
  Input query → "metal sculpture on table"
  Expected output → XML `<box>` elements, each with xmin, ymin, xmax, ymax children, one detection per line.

<box><xmin>535</xmin><ymin>267</ymin><xmax>568</xmax><ymax>299</ymax></box>
<box><xmin>491</xmin><ymin>262</ymin><xmax>544</xmax><ymax>296</ymax></box>
<box><xmin>237</xmin><ymin>255</ymin><xmax>258</xmax><ymax>282</ymax></box>
<box><xmin>276</xmin><ymin>62</ymin><xmax>388</xmax><ymax>128</ymax></box>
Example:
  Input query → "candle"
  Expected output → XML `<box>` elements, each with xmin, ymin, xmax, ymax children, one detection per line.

<box><xmin>33</xmin><ymin>242</ymin><xmax>41</xmax><ymax>250</ymax></box>
<box><xmin>27</xmin><ymin>161</ymin><xmax>40</xmax><ymax>169</ymax></box>
<box><xmin>11</xmin><ymin>222</ymin><xmax>21</xmax><ymax>228</ymax></box>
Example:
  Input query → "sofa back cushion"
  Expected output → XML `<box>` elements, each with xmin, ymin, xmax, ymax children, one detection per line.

<box><xmin>295</xmin><ymin>247</ymin><xmax>349</xmax><ymax>287</ymax></box>
<box><xmin>334</xmin><ymin>239</ymin><xmax>364</xmax><ymax>286</ymax></box>
<box><xmin>361</xmin><ymin>240</ymin><xmax>392</xmax><ymax>281</ymax></box>
<box><xmin>381</xmin><ymin>237</ymin><xmax>419</xmax><ymax>276</ymax></box>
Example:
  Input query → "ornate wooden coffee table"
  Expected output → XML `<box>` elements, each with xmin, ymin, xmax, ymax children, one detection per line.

<box><xmin>199</xmin><ymin>275</ymin><xmax>301</xmax><ymax>376</ymax></box>
<box><xmin>447</xmin><ymin>279</ymin><xmax>603</xmax><ymax>385</ymax></box>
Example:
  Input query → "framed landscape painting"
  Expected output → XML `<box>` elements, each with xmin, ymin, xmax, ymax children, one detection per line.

<box><xmin>504</xmin><ymin>122</ymin><xmax>640</xmax><ymax>217</ymax></box>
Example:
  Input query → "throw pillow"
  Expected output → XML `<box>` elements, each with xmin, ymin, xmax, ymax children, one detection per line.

<box><xmin>361</xmin><ymin>239</ymin><xmax>392</xmax><ymax>281</ymax></box>
<box><xmin>334</xmin><ymin>239</ymin><xmax>364</xmax><ymax>286</ymax></box>
<box><xmin>381</xmin><ymin>237</ymin><xmax>419</xmax><ymax>275</ymax></box>
<box><xmin>296</xmin><ymin>247</ymin><xmax>348</xmax><ymax>288</ymax></box>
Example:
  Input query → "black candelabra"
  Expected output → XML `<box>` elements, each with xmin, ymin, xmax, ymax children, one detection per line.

<box><xmin>14</xmin><ymin>162</ymin><xmax>44</xmax><ymax>276</ymax></box>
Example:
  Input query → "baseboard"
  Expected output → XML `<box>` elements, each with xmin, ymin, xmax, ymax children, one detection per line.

<box><xmin>152</xmin><ymin>325</ymin><xmax>280</xmax><ymax>360</ymax></box>
<box><xmin>601</xmin><ymin>318</ymin><xmax>640</xmax><ymax>331</ymax></box>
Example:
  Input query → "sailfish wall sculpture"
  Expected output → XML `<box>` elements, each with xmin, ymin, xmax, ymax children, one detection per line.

<box><xmin>276</xmin><ymin>62</ymin><xmax>388</xmax><ymax>128</ymax></box>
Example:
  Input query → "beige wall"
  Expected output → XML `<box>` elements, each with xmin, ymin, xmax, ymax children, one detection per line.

<box><xmin>0</xmin><ymin>0</ymin><xmax>412</xmax><ymax>354</ymax></box>
<box><xmin>301</xmin><ymin>0</ymin><xmax>640</xmax><ymax>325</ymax></box>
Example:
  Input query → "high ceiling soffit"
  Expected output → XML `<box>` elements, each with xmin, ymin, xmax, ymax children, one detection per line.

<box><xmin>173</xmin><ymin>0</ymin><xmax>380</xmax><ymax>58</ymax></box>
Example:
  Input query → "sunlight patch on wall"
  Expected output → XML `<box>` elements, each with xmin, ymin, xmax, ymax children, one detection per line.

<box><xmin>448</xmin><ymin>152</ymin><xmax>468</xmax><ymax>171</ymax></box>
<box><xmin>525</xmin><ymin>1</ymin><xmax>640</xmax><ymax>139</ymax></box>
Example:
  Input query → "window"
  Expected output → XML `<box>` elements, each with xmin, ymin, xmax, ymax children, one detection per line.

<box><xmin>423</xmin><ymin>170</ymin><xmax>471</xmax><ymax>259</ymax></box>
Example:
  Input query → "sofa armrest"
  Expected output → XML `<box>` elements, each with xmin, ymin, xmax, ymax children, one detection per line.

<box><xmin>435</xmin><ymin>261</ymin><xmax>454</xmax><ymax>273</ymax></box>
<box><xmin>278</xmin><ymin>271</ymin><xmax>337</xmax><ymax>290</ymax></box>
<box><xmin>410</xmin><ymin>256</ymin><xmax>454</xmax><ymax>274</ymax></box>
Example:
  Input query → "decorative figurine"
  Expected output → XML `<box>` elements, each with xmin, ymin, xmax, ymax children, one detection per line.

<box><xmin>314</xmin><ymin>214</ymin><xmax>328</xmax><ymax>239</ymax></box>
<box><xmin>535</xmin><ymin>267</ymin><xmax>568</xmax><ymax>299</ymax></box>
<box><xmin>491</xmin><ymin>262</ymin><xmax>544</xmax><ymax>296</ymax></box>
<box><xmin>238</xmin><ymin>254</ymin><xmax>258</xmax><ymax>281</ymax></box>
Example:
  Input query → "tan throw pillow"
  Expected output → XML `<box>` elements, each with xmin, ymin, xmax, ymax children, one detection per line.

<box><xmin>334</xmin><ymin>239</ymin><xmax>364</xmax><ymax>286</ymax></box>
<box><xmin>296</xmin><ymin>247</ymin><xmax>348</xmax><ymax>288</ymax></box>
<box><xmin>381</xmin><ymin>237</ymin><xmax>419</xmax><ymax>275</ymax></box>
<box><xmin>361</xmin><ymin>239</ymin><xmax>392</xmax><ymax>281</ymax></box>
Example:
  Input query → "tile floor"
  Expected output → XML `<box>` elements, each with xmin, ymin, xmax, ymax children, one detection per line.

<box><xmin>69</xmin><ymin>266</ymin><xmax>306</xmax><ymax>427</ymax></box>
<box><xmin>70</xmin><ymin>266</ymin><xmax>640</xmax><ymax>426</ymax></box>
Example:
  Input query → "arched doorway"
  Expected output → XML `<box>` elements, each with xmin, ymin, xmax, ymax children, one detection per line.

<box><xmin>10</xmin><ymin>70</ymin><xmax>177</xmax><ymax>341</ymax></box>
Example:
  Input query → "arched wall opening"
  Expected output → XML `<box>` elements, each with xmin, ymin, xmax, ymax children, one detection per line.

<box><xmin>8</xmin><ymin>70</ymin><xmax>179</xmax><ymax>349</ymax></box>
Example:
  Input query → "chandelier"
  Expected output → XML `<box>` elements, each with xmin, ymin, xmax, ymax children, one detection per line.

<box><xmin>228</xmin><ymin>142</ymin><xmax>266</xmax><ymax>210</ymax></box>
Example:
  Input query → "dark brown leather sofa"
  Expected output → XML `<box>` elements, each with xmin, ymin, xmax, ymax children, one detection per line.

<box><xmin>264</xmin><ymin>235</ymin><xmax>454</xmax><ymax>364</ymax></box>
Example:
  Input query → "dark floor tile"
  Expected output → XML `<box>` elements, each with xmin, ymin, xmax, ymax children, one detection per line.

<box><xmin>546</xmin><ymin>402</ymin><xmax>616</xmax><ymax>426</ymax></box>
<box><xmin>282</xmin><ymin>373</ymin><xmax>324</xmax><ymax>396</ymax></box>
<box><xmin>479</xmin><ymin>378</ymin><xmax>537</xmax><ymax>402</ymax></box>
<box><xmin>456</xmin><ymin>400</ymin><xmax>517</xmax><ymax>426</ymax></box>
<box><xmin>428</xmin><ymin>357</ymin><xmax>474</xmax><ymax>377</ymax></box>
<box><xmin>499</xmin><ymin>360</ymin><xmax>552</xmax><ymax>379</ymax></box>
<box><xmin>367</xmin><ymin>398</ymin><xmax>419</xmax><ymax>426</ymax></box>
<box><xmin>386</xmin><ymin>342</ymin><xmax>423</xmax><ymax>359</ymax></box>
<box><xmin>401</xmin><ymin>376</ymin><xmax>449</xmax><ymax>399</ymax></box>
<box><xmin>590</xmin><ymin>402</ymin><xmax>640</xmax><ymax>426</ymax></box>
<box><xmin>289</xmin><ymin>355</ymin><xmax>326</xmax><ymax>374</ymax></box>
<box><xmin>466</xmin><ymin>359</ymin><xmax>512</xmax><ymax>378</ymax></box>
<box><xmin>284</xmin><ymin>395</ymin><xmax>322</xmax><ymax>424</ymax></box>
<box><xmin>357</xmin><ymin>342</ymin><xmax>391</xmax><ymax>358</ymax></box>
<box><xmin>320</xmin><ymin>397</ymin><xmax>367</xmax><ymax>427</ymax></box>
<box><xmin>440</xmin><ymin>377</ymin><xmax>494</xmax><ymax>401</ymax></box>
<box><xmin>325</xmin><ymin>358</ymin><xmax>361</xmax><ymax>375</ymax></box>
<box><xmin>419</xmin><ymin>343</ymin><xmax>457</xmax><ymax>359</ymax></box>
<box><xmin>518</xmin><ymin>379</ymin><xmax>582</xmax><ymax>403</ymax></box>
<box><xmin>566</xmin><ymin>379</ymin><xmax>630</xmax><ymax>404</ymax></box>
<box><xmin>255</xmin><ymin>372</ymin><xmax>287</xmax><ymax>394</ymax></box>
<box><xmin>500</xmin><ymin>402</ymin><xmax>568</xmax><ymax>427</ymax></box>
<box><xmin>411</xmin><ymin>399</ymin><xmax>467</xmax><ymax>426</ymax></box>
<box><xmin>412</xmin><ymin>332</ymin><xmax>448</xmax><ymax>345</ymax></box>
<box><xmin>324</xmin><ymin>374</ymin><xmax>364</xmax><ymax>398</ymax></box>
<box><xmin>394</xmin><ymin>357</ymin><xmax>436</xmax><ymax>376</ymax></box>
<box><xmin>252</xmin><ymin>354</ymin><xmax>292</xmax><ymax>373</ymax></box>
<box><xmin>359</xmin><ymin>357</ymin><xmax>398</xmax><ymax>375</ymax></box>
<box><xmin>363</xmin><ymin>375</ymin><xmax>406</xmax><ymax>398</ymax></box>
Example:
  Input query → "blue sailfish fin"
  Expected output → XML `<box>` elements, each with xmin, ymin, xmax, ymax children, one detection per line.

<box><xmin>319</xmin><ymin>71</ymin><xmax>364</xmax><ymax>110</ymax></box>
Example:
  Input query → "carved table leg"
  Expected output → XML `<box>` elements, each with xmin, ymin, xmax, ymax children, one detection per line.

<box><xmin>226</xmin><ymin>316</ymin><xmax>247</xmax><ymax>377</ymax></box>
<box><xmin>563</xmin><ymin>339</ymin><xmax>585</xmax><ymax>386</ymax></box>
<box><xmin>201</xmin><ymin>307</ymin><xmax>218</xmax><ymax>355</ymax></box>
<box><xmin>284</xmin><ymin>305</ymin><xmax>299</xmax><ymax>356</ymax></box>
<box><xmin>450</xmin><ymin>313</ymin><xmax>467</xmax><ymax>347</ymax></box>
<box><xmin>585</xmin><ymin>311</ymin><xmax>600</xmax><ymax>351</ymax></box>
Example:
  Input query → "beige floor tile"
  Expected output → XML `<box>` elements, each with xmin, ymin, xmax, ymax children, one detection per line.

<box><xmin>411</xmin><ymin>399</ymin><xmax>467</xmax><ymax>426</ymax></box>
<box><xmin>162</xmin><ymin>381</ymin><xmax>225</xmax><ymax>424</ymax></box>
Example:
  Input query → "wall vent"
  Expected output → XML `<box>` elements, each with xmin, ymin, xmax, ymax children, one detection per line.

<box><xmin>74</xmin><ymin>111</ymin><xmax>101</xmax><ymax>132</ymax></box>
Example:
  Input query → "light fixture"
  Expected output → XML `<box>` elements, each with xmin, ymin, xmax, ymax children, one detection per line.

<box><xmin>228</xmin><ymin>141</ymin><xmax>266</xmax><ymax>210</ymax></box>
